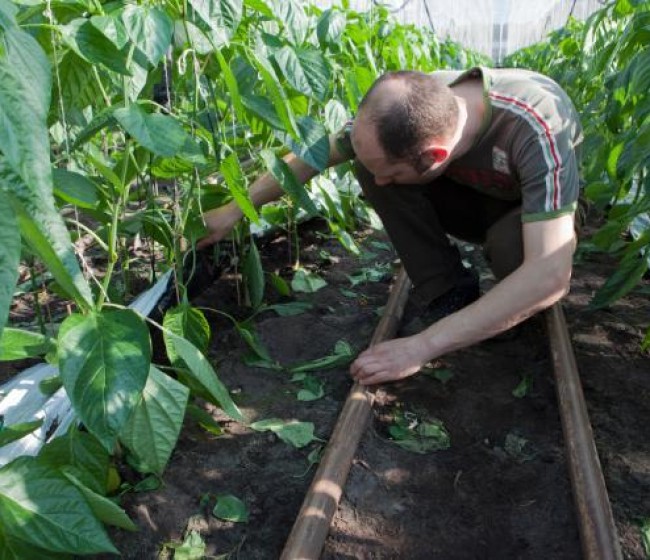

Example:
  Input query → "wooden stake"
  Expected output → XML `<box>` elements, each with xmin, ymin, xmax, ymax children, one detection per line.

<box><xmin>545</xmin><ymin>303</ymin><xmax>623</xmax><ymax>560</ymax></box>
<box><xmin>280</xmin><ymin>267</ymin><xmax>412</xmax><ymax>560</ymax></box>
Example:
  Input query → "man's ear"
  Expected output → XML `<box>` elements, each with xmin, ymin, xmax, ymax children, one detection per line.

<box><xmin>421</xmin><ymin>147</ymin><xmax>450</xmax><ymax>165</ymax></box>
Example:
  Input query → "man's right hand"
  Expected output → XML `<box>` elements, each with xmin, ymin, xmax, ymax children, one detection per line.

<box><xmin>196</xmin><ymin>203</ymin><xmax>242</xmax><ymax>249</ymax></box>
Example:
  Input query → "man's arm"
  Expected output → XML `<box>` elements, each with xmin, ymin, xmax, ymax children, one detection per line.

<box><xmin>197</xmin><ymin>135</ymin><xmax>351</xmax><ymax>248</ymax></box>
<box><xmin>350</xmin><ymin>214</ymin><xmax>576</xmax><ymax>385</ymax></box>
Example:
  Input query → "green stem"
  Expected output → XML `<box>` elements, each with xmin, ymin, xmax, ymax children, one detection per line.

<box><xmin>97</xmin><ymin>138</ymin><xmax>132</xmax><ymax>309</ymax></box>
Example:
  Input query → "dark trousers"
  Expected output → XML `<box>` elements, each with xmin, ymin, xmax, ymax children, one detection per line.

<box><xmin>355</xmin><ymin>162</ymin><xmax>524</xmax><ymax>306</ymax></box>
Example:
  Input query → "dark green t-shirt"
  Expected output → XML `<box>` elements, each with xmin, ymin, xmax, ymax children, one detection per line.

<box><xmin>336</xmin><ymin>67</ymin><xmax>583</xmax><ymax>223</ymax></box>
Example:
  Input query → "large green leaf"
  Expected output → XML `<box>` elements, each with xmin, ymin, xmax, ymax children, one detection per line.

<box><xmin>114</xmin><ymin>104</ymin><xmax>189</xmax><ymax>157</ymax></box>
<box><xmin>121</xmin><ymin>5</ymin><xmax>173</xmax><ymax>67</ymax></box>
<box><xmin>220</xmin><ymin>152</ymin><xmax>259</xmax><ymax>223</ymax></box>
<box><xmin>249</xmin><ymin>47</ymin><xmax>298</xmax><ymax>138</ymax></box>
<box><xmin>241</xmin><ymin>94</ymin><xmax>283</xmax><ymax>130</ymax></box>
<box><xmin>163</xmin><ymin>304</ymin><xmax>211</xmax><ymax>365</ymax></box>
<box><xmin>317</xmin><ymin>8</ymin><xmax>346</xmax><ymax>47</ymax></box>
<box><xmin>0</xmin><ymin>22</ymin><xmax>93</xmax><ymax>310</ymax></box>
<box><xmin>187</xmin><ymin>0</ymin><xmax>243</xmax><ymax>47</ymax></box>
<box><xmin>39</xmin><ymin>430</ymin><xmax>110</xmax><ymax>495</ymax></box>
<box><xmin>0</xmin><ymin>191</ymin><xmax>20</xmax><ymax>340</ymax></box>
<box><xmin>59</xmin><ymin>19</ymin><xmax>131</xmax><ymax>76</ymax></box>
<box><xmin>119</xmin><ymin>366</ymin><xmax>189</xmax><ymax>476</ymax></box>
<box><xmin>55</xmin><ymin>52</ymin><xmax>103</xmax><ymax>118</ymax></box>
<box><xmin>0</xmin><ymin>328</ymin><xmax>55</xmax><ymax>361</ymax></box>
<box><xmin>0</xmin><ymin>456</ymin><xmax>117</xmax><ymax>554</ymax></box>
<box><xmin>52</xmin><ymin>168</ymin><xmax>100</xmax><ymax>209</ymax></box>
<box><xmin>278</xmin><ymin>116</ymin><xmax>330</xmax><ymax>172</ymax></box>
<box><xmin>267</xmin><ymin>0</ymin><xmax>308</xmax><ymax>46</ymax></box>
<box><xmin>164</xmin><ymin>331</ymin><xmax>243</xmax><ymax>422</ymax></box>
<box><xmin>273</xmin><ymin>46</ymin><xmax>330</xmax><ymax>102</ymax></box>
<box><xmin>260</xmin><ymin>149</ymin><xmax>319</xmax><ymax>217</ymax></box>
<box><xmin>58</xmin><ymin>309</ymin><xmax>151</xmax><ymax>452</ymax></box>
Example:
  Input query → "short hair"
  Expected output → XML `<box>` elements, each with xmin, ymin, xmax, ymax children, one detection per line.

<box><xmin>358</xmin><ymin>71</ymin><xmax>459</xmax><ymax>161</ymax></box>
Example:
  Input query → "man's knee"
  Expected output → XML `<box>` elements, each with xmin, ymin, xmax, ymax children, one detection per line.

<box><xmin>484</xmin><ymin>206</ymin><xmax>523</xmax><ymax>280</ymax></box>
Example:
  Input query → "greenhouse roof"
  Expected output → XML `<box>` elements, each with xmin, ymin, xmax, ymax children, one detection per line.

<box><xmin>313</xmin><ymin>0</ymin><xmax>606</xmax><ymax>63</ymax></box>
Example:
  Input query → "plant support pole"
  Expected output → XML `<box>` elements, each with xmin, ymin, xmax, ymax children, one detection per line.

<box><xmin>545</xmin><ymin>303</ymin><xmax>623</xmax><ymax>560</ymax></box>
<box><xmin>280</xmin><ymin>267</ymin><xmax>412</xmax><ymax>560</ymax></box>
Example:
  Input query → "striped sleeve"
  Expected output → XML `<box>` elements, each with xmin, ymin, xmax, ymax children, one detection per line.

<box><xmin>489</xmin><ymin>92</ymin><xmax>580</xmax><ymax>222</ymax></box>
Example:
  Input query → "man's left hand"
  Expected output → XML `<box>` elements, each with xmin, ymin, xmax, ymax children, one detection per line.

<box><xmin>350</xmin><ymin>335</ymin><xmax>431</xmax><ymax>385</ymax></box>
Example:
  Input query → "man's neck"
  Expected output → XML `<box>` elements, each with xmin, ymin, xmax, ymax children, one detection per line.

<box><xmin>449</xmin><ymin>79</ymin><xmax>486</xmax><ymax>160</ymax></box>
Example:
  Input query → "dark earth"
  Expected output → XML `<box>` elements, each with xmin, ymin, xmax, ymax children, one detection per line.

<box><xmin>3</xmin><ymin>213</ymin><xmax>650</xmax><ymax>559</ymax></box>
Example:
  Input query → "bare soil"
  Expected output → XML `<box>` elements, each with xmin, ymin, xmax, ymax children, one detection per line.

<box><xmin>3</xmin><ymin>215</ymin><xmax>648</xmax><ymax>559</ymax></box>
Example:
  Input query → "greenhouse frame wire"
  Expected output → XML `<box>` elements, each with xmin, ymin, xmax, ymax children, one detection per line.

<box><xmin>313</xmin><ymin>0</ymin><xmax>606</xmax><ymax>63</ymax></box>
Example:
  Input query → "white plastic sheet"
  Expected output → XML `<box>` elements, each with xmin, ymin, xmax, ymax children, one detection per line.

<box><xmin>0</xmin><ymin>270</ymin><xmax>172</xmax><ymax>467</ymax></box>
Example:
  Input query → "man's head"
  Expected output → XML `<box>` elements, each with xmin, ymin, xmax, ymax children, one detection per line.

<box><xmin>351</xmin><ymin>71</ymin><xmax>460</xmax><ymax>185</ymax></box>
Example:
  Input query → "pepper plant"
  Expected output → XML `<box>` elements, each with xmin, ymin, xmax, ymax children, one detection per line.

<box><xmin>0</xmin><ymin>0</ymin><xmax>484</xmax><ymax>555</ymax></box>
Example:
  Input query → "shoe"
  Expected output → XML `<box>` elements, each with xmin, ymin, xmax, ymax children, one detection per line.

<box><xmin>399</xmin><ymin>269</ymin><xmax>480</xmax><ymax>335</ymax></box>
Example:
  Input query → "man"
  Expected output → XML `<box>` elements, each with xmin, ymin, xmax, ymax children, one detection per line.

<box><xmin>199</xmin><ymin>67</ymin><xmax>583</xmax><ymax>387</ymax></box>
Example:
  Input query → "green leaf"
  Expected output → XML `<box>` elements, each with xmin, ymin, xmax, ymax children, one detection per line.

<box><xmin>0</xmin><ymin>420</ymin><xmax>43</xmax><ymax>448</ymax></box>
<box><xmin>268</xmin><ymin>273</ymin><xmax>291</xmax><ymax>297</ymax></box>
<box><xmin>39</xmin><ymin>429</ymin><xmax>110</xmax><ymax>495</ymax></box>
<box><xmin>323</xmin><ymin>99</ymin><xmax>349</xmax><ymax>134</ymax></box>
<box><xmin>215</xmin><ymin>49</ymin><xmax>244</xmax><ymax>121</ymax></box>
<box><xmin>260</xmin><ymin>150</ymin><xmax>319</xmax><ymax>217</ymax></box>
<box><xmin>164</xmin><ymin>530</ymin><xmax>206</xmax><ymax>560</ymax></box>
<box><xmin>512</xmin><ymin>373</ymin><xmax>533</xmax><ymax>398</ymax></box>
<box><xmin>163</xmin><ymin>304</ymin><xmax>211</xmax><ymax>366</ymax></box>
<box><xmin>243</xmin><ymin>239</ymin><xmax>264</xmax><ymax>309</ymax></box>
<box><xmin>113</xmin><ymin>104</ymin><xmax>189</xmax><ymax>157</ymax></box>
<box><xmin>121</xmin><ymin>5</ymin><xmax>173</xmax><ymax>67</ymax></box>
<box><xmin>60</xmin><ymin>19</ymin><xmax>131</xmax><ymax>76</ymax></box>
<box><xmin>591</xmin><ymin>249</ymin><xmax>649</xmax><ymax>309</ymax></box>
<box><xmin>249</xmin><ymin>49</ymin><xmax>298</xmax><ymax>138</ymax></box>
<box><xmin>164</xmin><ymin>331</ymin><xmax>243</xmax><ymax>422</ymax></box>
<box><xmin>58</xmin><ymin>309</ymin><xmax>151</xmax><ymax>452</ymax></box>
<box><xmin>119</xmin><ymin>366</ymin><xmax>189</xmax><ymax>476</ymax></box>
<box><xmin>422</xmin><ymin>367</ymin><xmax>454</xmax><ymax>384</ymax></box>
<box><xmin>269</xmin><ymin>0</ymin><xmax>308</xmax><ymax>46</ymax></box>
<box><xmin>241</xmin><ymin>94</ymin><xmax>283</xmax><ymax>130</ymax></box>
<box><xmin>0</xmin><ymin>25</ymin><xmax>93</xmax><ymax>309</ymax></box>
<box><xmin>388</xmin><ymin>414</ymin><xmax>450</xmax><ymax>454</ymax></box>
<box><xmin>290</xmin><ymin>268</ymin><xmax>326</xmax><ymax>293</ymax></box>
<box><xmin>273</xmin><ymin>46</ymin><xmax>331</xmax><ymax>102</ymax></box>
<box><xmin>236</xmin><ymin>322</ymin><xmax>275</xmax><ymax>364</ymax></box>
<box><xmin>63</xmin><ymin>472</ymin><xmax>137</xmax><ymax>531</ymax></box>
<box><xmin>212</xmin><ymin>494</ymin><xmax>249</xmax><ymax>523</ymax></box>
<box><xmin>294</xmin><ymin>375</ymin><xmax>324</xmax><ymax>401</ymax></box>
<box><xmin>0</xmin><ymin>456</ymin><xmax>117</xmax><ymax>554</ymax></box>
<box><xmin>186</xmin><ymin>403</ymin><xmax>223</xmax><ymax>436</ymax></box>
<box><xmin>0</xmin><ymin>196</ymin><xmax>20</xmax><ymax>338</ymax></box>
<box><xmin>289</xmin><ymin>340</ymin><xmax>353</xmax><ymax>373</ymax></box>
<box><xmin>640</xmin><ymin>518</ymin><xmax>650</xmax><ymax>557</ymax></box>
<box><xmin>187</xmin><ymin>0</ymin><xmax>243</xmax><ymax>47</ymax></box>
<box><xmin>220</xmin><ymin>152</ymin><xmax>259</xmax><ymax>224</ymax></box>
<box><xmin>52</xmin><ymin>169</ymin><xmax>100</xmax><ymax>209</ymax></box>
<box><xmin>280</xmin><ymin>116</ymin><xmax>330</xmax><ymax>172</ymax></box>
<box><xmin>262</xmin><ymin>301</ymin><xmax>312</xmax><ymax>316</ymax></box>
<box><xmin>317</xmin><ymin>9</ymin><xmax>346</xmax><ymax>47</ymax></box>
<box><xmin>0</xmin><ymin>328</ymin><xmax>55</xmax><ymax>361</ymax></box>
<box><xmin>249</xmin><ymin>418</ymin><xmax>316</xmax><ymax>448</ymax></box>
